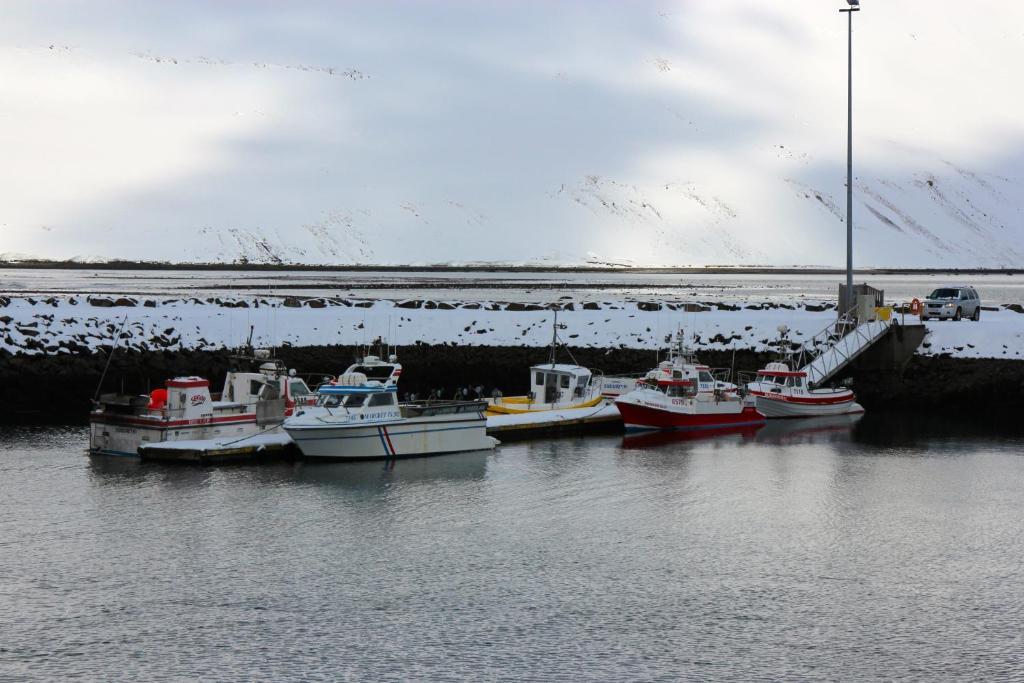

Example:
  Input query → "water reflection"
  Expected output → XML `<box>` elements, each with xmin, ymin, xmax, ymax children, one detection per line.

<box><xmin>288</xmin><ymin>449</ymin><xmax>491</xmax><ymax>491</ymax></box>
<box><xmin>755</xmin><ymin>414</ymin><xmax>862</xmax><ymax>445</ymax></box>
<box><xmin>620</xmin><ymin>424</ymin><xmax>763</xmax><ymax>450</ymax></box>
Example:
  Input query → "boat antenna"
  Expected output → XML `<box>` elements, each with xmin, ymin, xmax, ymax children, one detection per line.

<box><xmin>93</xmin><ymin>313</ymin><xmax>130</xmax><ymax>404</ymax></box>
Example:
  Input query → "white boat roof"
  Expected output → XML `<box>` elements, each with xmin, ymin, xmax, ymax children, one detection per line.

<box><xmin>530</xmin><ymin>364</ymin><xmax>591</xmax><ymax>375</ymax></box>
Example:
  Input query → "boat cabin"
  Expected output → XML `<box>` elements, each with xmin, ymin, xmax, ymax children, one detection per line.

<box><xmin>531</xmin><ymin>364</ymin><xmax>594</xmax><ymax>405</ymax></box>
<box><xmin>221</xmin><ymin>362</ymin><xmax>312</xmax><ymax>408</ymax></box>
<box><xmin>754</xmin><ymin>362</ymin><xmax>808</xmax><ymax>389</ymax></box>
<box><xmin>650</xmin><ymin>362</ymin><xmax>718</xmax><ymax>394</ymax></box>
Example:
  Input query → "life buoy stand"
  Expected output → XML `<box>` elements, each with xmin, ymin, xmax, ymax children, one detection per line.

<box><xmin>910</xmin><ymin>298</ymin><xmax>921</xmax><ymax>315</ymax></box>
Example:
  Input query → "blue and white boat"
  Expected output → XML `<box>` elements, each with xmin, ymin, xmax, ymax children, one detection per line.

<box><xmin>283</xmin><ymin>355</ymin><xmax>498</xmax><ymax>460</ymax></box>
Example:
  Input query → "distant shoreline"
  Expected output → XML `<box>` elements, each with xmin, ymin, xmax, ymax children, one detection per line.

<box><xmin>0</xmin><ymin>260</ymin><xmax>1021</xmax><ymax>275</ymax></box>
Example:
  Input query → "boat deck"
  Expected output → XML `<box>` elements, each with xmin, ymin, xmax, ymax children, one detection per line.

<box><xmin>138</xmin><ymin>432</ymin><xmax>296</xmax><ymax>465</ymax></box>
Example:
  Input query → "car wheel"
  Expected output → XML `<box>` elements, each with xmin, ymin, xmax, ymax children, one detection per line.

<box><xmin>972</xmin><ymin>307</ymin><xmax>980</xmax><ymax>321</ymax></box>
<box><xmin>920</xmin><ymin>315</ymin><xmax>929</xmax><ymax>321</ymax></box>
<box><xmin>953</xmin><ymin>307</ymin><xmax>962</xmax><ymax>321</ymax></box>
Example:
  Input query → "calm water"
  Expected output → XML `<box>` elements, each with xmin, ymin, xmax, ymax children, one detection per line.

<box><xmin>3</xmin><ymin>416</ymin><xmax>1024</xmax><ymax>681</ymax></box>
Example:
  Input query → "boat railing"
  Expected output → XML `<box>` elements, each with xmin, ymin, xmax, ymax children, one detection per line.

<box><xmin>401</xmin><ymin>400</ymin><xmax>487</xmax><ymax>417</ymax></box>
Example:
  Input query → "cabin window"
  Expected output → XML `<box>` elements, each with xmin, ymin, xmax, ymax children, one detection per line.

<box><xmin>321</xmin><ymin>395</ymin><xmax>342</xmax><ymax>408</ymax></box>
<box><xmin>259</xmin><ymin>380</ymin><xmax>280</xmax><ymax>400</ymax></box>
<box><xmin>342</xmin><ymin>394</ymin><xmax>367</xmax><ymax>408</ymax></box>
<box><xmin>368</xmin><ymin>392</ymin><xmax>395</xmax><ymax>407</ymax></box>
<box><xmin>673</xmin><ymin>370</ymin><xmax>683</xmax><ymax>379</ymax></box>
<box><xmin>794</xmin><ymin>377</ymin><xmax>804</xmax><ymax>387</ymax></box>
<box><xmin>249</xmin><ymin>379</ymin><xmax>264</xmax><ymax>397</ymax></box>
<box><xmin>698</xmin><ymin>371</ymin><xmax>713</xmax><ymax>383</ymax></box>
<box><xmin>560</xmin><ymin>375</ymin><xmax>570</xmax><ymax>389</ymax></box>
<box><xmin>666</xmin><ymin>385</ymin><xmax>685</xmax><ymax>398</ymax></box>
<box><xmin>535</xmin><ymin>372</ymin><xmax>544</xmax><ymax>386</ymax></box>
<box><xmin>290</xmin><ymin>380</ymin><xmax>310</xmax><ymax>397</ymax></box>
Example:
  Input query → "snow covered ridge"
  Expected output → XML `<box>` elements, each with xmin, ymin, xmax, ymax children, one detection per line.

<box><xmin>0</xmin><ymin>295</ymin><xmax>1022</xmax><ymax>360</ymax></box>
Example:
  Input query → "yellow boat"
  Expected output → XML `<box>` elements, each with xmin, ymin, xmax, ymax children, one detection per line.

<box><xmin>486</xmin><ymin>363</ymin><xmax>607</xmax><ymax>415</ymax></box>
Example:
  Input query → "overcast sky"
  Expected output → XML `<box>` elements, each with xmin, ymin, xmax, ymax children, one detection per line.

<box><xmin>1</xmin><ymin>1</ymin><xmax>1022</xmax><ymax>266</ymax></box>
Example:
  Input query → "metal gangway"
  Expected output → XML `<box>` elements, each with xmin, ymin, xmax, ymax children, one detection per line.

<box><xmin>795</xmin><ymin>307</ymin><xmax>894</xmax><ymax>388</ymax></box>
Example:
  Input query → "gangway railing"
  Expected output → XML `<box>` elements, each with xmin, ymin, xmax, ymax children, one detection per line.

<box><xmin>795</xmin><ymin>306</ymin><xmax>894</xmax><ymax>388</ymax></box>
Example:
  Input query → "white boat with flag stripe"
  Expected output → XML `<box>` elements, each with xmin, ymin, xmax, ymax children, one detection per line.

<box><xmin>283</xmin><ymin>355</ymin><xmax>497</xmax><ymax>460</ymax></box>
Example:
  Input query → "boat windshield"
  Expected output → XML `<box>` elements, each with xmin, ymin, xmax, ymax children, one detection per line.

<box><xmin>350</xmin><ymin>365</ymin><xmax>395</xmax><ymax>381</ymax></box>
<box><xmin>318</xmin><ymin>393</ymin><xmax>368</xmax><ymax>408</ymax></box>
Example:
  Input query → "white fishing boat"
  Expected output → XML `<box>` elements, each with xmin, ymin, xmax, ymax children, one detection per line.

<box><xmin>744</xmin><ymin>362</ymin><xmax>863</xmax><ymax>418</ymax></box>
<box><xmin>284</xmin><ymin>356</ymin><xmax>498</xmax><ymax>460</ymax></box>
<box><xmin>89</xmin><ymin>350</ymin><xmax>314</xmax><ymax>457</ymax></box>
<box><xmin>741</xmin><ymin>326</ymin><xmax>864</xmax><ymax>419</ymax></box>
<box><xmin>486</xmin><ymin>310</ymin><xmax>608</xmax><ymax>415</ymax></box>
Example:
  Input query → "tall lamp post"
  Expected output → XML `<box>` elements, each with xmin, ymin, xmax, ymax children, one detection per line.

<box><xmin>840</xmin><ymin>0</ymin><xmax>859</xmax><ymax>314</ymax></box>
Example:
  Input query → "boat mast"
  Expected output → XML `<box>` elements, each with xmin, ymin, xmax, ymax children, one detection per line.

<box><xmin>548</xmin><ymin>309</ymin><xmax>559</xmax><ymax>367</ymax></box>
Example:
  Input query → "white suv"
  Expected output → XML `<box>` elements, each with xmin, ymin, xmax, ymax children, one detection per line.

<box><xmin>920</xmin><ymin>285</ymin><xmax>981</xmax><ymax>321</ymax></box>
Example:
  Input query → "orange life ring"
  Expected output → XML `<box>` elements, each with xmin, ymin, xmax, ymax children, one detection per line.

<box><xmin>910</xmin><ymin>298</ymin><xmax>921</xmax><ymax>315</ymax></box>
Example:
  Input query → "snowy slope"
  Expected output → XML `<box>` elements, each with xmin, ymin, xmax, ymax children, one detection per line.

<box><xmin>1</xmin><ymin>1</ymin><xmax>1022</xmax><ymax>267</ymax></box>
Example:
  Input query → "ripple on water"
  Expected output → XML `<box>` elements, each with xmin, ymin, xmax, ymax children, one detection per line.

<box><xmin>1</xmin><ymin>418</ymin><xmax>1023</xmax><ymax>680</ymax></box>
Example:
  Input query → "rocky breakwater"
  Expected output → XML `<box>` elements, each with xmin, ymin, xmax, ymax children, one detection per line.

<box><xmin>1</xmin><ymin>294</ymin><xmax>1022</xmax><ymax>422</ymax></box>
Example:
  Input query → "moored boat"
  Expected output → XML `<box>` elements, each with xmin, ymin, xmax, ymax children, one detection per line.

<box><xmin>744</xmin><ymin>362</ymin><xmax>864</xmax><ymax>418</ymax></box>
<box><xmin>89</xmin><ymin>350</ymin><xmax>314</xmax><ymax>457</ymax></box>
<box><xmin>486</xmin><ymin>310</ymin><xmax>608</xmax><ymax>415</ymax></box>
<box><xmin>284</xmin><ymin>356</ymin><xmax>498</xmax><ymax>460</ymax></box>
<box><xmin>614</xmin><ymin>332</ymin><xmax>763</xmax><ymax>432</ymax></box>
<box><xmin>487</xmin><ymin>363</ymin><xmax>606</xmax><ymax>414</ymax></box>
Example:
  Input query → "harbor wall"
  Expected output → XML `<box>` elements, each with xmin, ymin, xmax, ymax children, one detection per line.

<box><xmin>1</xmin><ymin>341</ymin><xmax>1021</xmax><ymax>423</ymax></box>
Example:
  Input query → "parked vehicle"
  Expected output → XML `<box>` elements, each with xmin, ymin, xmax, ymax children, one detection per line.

<box><xmin>920</xmin><ymin>285</ymin><xmax>981</xmax><ymax>321</ymax></box>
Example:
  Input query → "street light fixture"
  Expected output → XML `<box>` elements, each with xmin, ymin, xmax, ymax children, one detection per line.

<box><xmin>840</xmin><ymin>0</ymin><xmax>859</xmax><ymax>314</ymax></box>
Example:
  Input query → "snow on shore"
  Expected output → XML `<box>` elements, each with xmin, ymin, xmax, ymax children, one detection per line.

<box><xmin>0</xmin><ymin>295</ymin><xmax>1021</xmax><ymax>360</ymax></box>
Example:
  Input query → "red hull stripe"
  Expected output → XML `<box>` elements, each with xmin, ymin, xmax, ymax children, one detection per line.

<box><xmin>90</xmin><ymin>413</ymin><xmax>256</xmax><ymax>429</ymax></box>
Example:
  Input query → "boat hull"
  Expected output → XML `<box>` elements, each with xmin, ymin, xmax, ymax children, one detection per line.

<box><xmin>88</xmin><ymin>414</ymin><xmax>260</xmax><ymax>457</ymax></box>
<box><xmin>486</xmin><ymin>394</ymin><xmax>604</xmax><ymax>415</ymax></box>
<box><xmin>285</xmin><ymin>414</ymin><xmax>496</xmax><ymax>460</ymax></box>
<box><xmin>752</xmin><ymin>393</ymin><xmax>864</xmax><ymax>419</ymax></box>
<box><xmin>615</xmin><ymin>392</ymin><xmax>765</xmax><ymax>433</ymax></box>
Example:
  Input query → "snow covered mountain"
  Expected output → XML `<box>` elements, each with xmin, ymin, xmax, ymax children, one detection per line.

<box><xmin>1</xmin><ymin>1</ymin><xmax>1022</xmax><ymax>268</ymax></box>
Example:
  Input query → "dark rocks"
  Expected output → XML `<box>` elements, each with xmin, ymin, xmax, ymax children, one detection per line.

<box><xmin>113</xmin><ymin>298</ymin><xmax>136</xmax><ymax>307</ymax></box>
<box><xmin>505</xmin><ymin>302</ymin><xmax>545</xmax><ymax>312</ymax></box>
<box><xmin>144</xmin><ymin>300</ymin><xmax>157</xmax><ymax>308</ymax></box>
<box><xmin>396</xmin><ymin>300</ymin><xmax>422</xmax><ymax>309</ymax></box>
<box><xmin>353</xmin><ymin>301</ymin><xmax>373</xmax><ymax>308</ymax></box>
<box><xmin>303</xmin><ymin>299</ymin><xmax>326</xmax><ymax>309</ymax></box>
<box><xmin>89</xmin><ymin>297</ymin><xmax>115</xmax><ymax>307</ymax></box>
<box><xmin>1004</xmin><ymin>304</ymin><xmax>1024</xmax><ymax>314</ymax></box>
<box><xmin>282</xmin><ymin>297</ymin><xmax>302</xmax><ymax>308</ymax></box>
<box><xmin>582</xmin><ymin>302</ymin><xmax>601</xmax><ymax>310</ymax></box>
<box><xmin>682</xmin><ymin>303</ymin><xmax>710</xmax><ymax>313</ymax></box>
<box><xmin>636</xmin><ymin>302</ymin><xmax>662</xmax><ymax>312</ymax></box>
